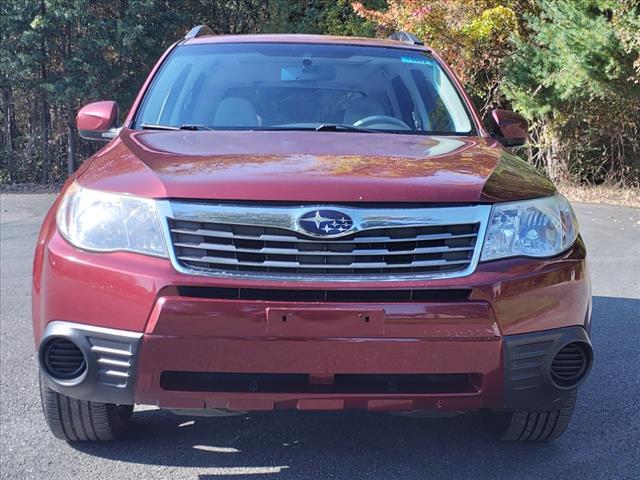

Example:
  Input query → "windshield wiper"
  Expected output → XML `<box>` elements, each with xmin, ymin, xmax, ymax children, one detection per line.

<box><xmin>140</xmin><ymin>124</ymin><xmax>179</xmax><ymax>131</ymax></box>
<box><xmin>179</xmin><ymin>124</ymin><xmax>213</xmax><ymax>131</ymax></box>
<box><xmin>140</xmin><ymin>123</ymin><xmax>212</xmax><ymax>131</ymax></box>
<box><xmin>140</xmin><ymin>123</ymin><xmax>372</xmax><ymax>132</ymax></box>
<box><xmin>315</xmin><ymin>123</ymin><xmax>376</xmax><ymax>133</ymax></box>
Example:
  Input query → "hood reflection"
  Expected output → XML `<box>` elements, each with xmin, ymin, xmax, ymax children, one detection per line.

<box><xmin>77</xmin><ymin>130</ymin><xmax>552</xmax><ymax>203</ymax></box>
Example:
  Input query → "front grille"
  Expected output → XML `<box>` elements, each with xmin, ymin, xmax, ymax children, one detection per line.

<box><xmin>168</xmin><ymin>219</ymin><xmax>480</xmax><ymax>276</ymax></box>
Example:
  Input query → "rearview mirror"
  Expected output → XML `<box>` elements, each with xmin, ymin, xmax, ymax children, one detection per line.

<box><xmin>281</xmin><ymin>64</ymin><xmax>336</xmax><ymax>82</ymax></box>
<box><xmin>77</xmin><ymin>101</ymin><xmax>119</xmax><ymax>142</ymax></box>
<box><xmin>489</xmin><ymin>109</ymin><xmax>528</xmax><ymax>147</ymax></box>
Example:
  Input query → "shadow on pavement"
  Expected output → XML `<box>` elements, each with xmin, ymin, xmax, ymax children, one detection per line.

<box><xmin>71</xmin><ymin>296</ymin><xmax>640</xmax><ymax>479</ymax></box>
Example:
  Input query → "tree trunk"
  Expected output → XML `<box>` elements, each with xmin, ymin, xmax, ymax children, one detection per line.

<box><xmin>66</xmin><ymin>99</ymin><xmax>77</xmax><ymax>176</ymax></box>
<box><xmin>540</xmin><ymin>120</ymin><xmax>568</xmax><ymax>184</ymax></box>
<box><xmin>2</xmin><ymin>87</ymin><xmax>14</xmax><ymax>182</ymax></box>
<box><xmin>64</xmin><ymin>20</ymin><xmax>77</xmax><ymax>178</ymax></box>
<box><xmin>39</xmin><ymin>91</ymin><xmax>49</xmax><ymax>184</ymax></box>
<box><xmin>39</xmin><ymin>0</ymin><xmax>49</xmax><ymax>184</ymax></box>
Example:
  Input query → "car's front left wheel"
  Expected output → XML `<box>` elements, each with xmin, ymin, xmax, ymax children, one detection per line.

<box><xmin>39</xmin><ymin>372</ymin><xmax>132</xmax><ymax>442</ymax></box>
<box><xmin>486</xmin><ymin>390</ymin><xmax>578</xmax><ymax>442</ymax></box>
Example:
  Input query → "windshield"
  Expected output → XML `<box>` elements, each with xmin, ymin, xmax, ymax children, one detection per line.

<box><xmin>134</xmin><ymin>43</ymin><xmax>474</xmax><ymax>135</ymax></box>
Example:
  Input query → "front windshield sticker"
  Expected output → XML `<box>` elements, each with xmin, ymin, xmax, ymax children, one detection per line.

<box><xmin>400</xmin><ymin>56</ymin><xmax>433</xmax><ymax>65</ymax></box>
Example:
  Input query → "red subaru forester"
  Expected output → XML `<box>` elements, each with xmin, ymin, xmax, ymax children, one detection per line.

<box><xmin>33</xmin><ymin>28</ymin><xmax>593</xmax><ymax>443</ymax></box>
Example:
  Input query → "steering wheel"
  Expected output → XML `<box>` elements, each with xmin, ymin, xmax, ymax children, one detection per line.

<box><xmin>353</xmin><ymin>115</ymin><xmax>411</xmax><ymax>129</ymax></box>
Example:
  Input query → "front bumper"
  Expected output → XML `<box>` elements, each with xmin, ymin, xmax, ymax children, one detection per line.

<box><xmin>34</xmin><ymin>225</ymin><xmax>592</xmax><ymax>413</ymax></box>
<box><xmin>39</xmin><ymin>320</ymin><xmax>592</xmax><ymax>412</ymax></box>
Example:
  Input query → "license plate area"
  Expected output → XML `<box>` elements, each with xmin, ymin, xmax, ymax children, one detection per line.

<box><xmin>266</xmin><ymin>307</ymin><xmax>384</xmax><ymax>337</ymax></box>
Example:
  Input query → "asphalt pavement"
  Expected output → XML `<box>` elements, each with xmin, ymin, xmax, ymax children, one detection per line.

<box><xmin>1</xmin><ymin>193</ymin><xmax>639</xmax><ymax>480</ymax></box>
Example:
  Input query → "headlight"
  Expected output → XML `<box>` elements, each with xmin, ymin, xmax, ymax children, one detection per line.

<box><xmin>481</xmin><ymin>194</ymin><xmax>578</xmax><ymax>261</ymax></box>
<box><xmin>56</xmin><ymin>183</ymin><xmax>166</xmax><ymax>257</ymax></box>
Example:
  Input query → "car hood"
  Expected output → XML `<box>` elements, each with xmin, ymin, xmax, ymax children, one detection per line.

<box><xmin>77</xmin><ymin>130</ymin><xmax>554</xmax><ymax>203</ymax></box>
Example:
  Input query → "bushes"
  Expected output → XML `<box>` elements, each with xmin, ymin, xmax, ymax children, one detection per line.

<box><xmin>1</xmin><ymin>0</ymin><xmax>638</xmax><ymax>186</ymax></box>
<box><xmin>503</xmin><ymin>0</ymin><xmax>640</xmax><ymax>185</ymax></box>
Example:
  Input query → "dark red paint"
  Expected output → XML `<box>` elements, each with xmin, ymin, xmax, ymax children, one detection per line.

<box><xmin>490</xmin><ymin>109</ymin><xmax>529</xmax><ymax>146</ymax></box>
<box><xmin>76</xmin><ymin>101</ymin><xmax>118</xmax><ymax>132</ymax></box>
<box><xmin>77</xmin><ymin>129</ymin><xmax>553</xmax><ymax>203</ymax></box>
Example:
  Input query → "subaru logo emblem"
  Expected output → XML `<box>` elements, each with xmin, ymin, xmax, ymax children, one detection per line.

<box><xmin>298</xmin><ymin>210</ymin><xmax>354</xmax><ymax>237</ymax></box>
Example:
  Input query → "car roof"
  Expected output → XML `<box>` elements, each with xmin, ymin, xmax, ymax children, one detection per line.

<box><xmin>182</xmin><ymin>33</ymin><xmax>429</xmax><ymax>52</ymax></box>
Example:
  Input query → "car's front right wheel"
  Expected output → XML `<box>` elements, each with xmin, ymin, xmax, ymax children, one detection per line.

<box><xmin>487</xmin><ymin>390</ymin><xmax>578</xmax><ymax>442</ymax></box>
<box><xmin>39</xmin><ymin>372</ymin><xmax>132</xmax><ymax>442</ymax></box>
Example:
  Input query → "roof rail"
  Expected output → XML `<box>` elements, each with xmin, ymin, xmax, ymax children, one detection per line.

<box><xmin>388</xmin><ymin>31</ymin><xmax>424</xmax><ymax>46</ymax></box>
<box><xmin>184</xmin><ymin>25</ymin><xmax>214</xmax><ymax>40</ymax></box>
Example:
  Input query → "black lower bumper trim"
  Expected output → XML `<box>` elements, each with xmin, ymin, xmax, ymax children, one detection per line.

<box><xmin>38</xmin><ymin>321</ymin><xmax>142</xmax><ymax>405</ymax></box>
<box><xmin>503</xmin><ymin>326</ymin><xmax>593</xmax><ymax>411</ymax></box>
<box><xmin>160</xmin><ymin>372</ymin><xmax>479</xmax><ymax>394</ymax></box>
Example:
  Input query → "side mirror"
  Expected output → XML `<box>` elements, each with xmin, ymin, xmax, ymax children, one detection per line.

<box><xmin>77</xmin><ymin>101</ymin><xmax>119</xmax><ymax>141</ymax></box>
<box><xmin>489</xmin><ymin>109</ymin><xmax>528</xmax><ymax>147</ymax></box>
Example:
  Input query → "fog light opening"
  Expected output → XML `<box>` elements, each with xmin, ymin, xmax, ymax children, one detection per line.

<box><xmin>550</xmin><ymin>342</ymin><xmax>591</xmax><ymax>388</ymax></box>
<box><xmin>42</xmin><ymin>338</ymin><xmax>87</xmax><ymax>381</ymax></box>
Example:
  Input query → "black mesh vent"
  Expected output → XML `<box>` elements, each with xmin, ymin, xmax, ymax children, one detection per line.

<box><xmin>551</xmin><ymin>343</ymin><xmax>589</xmax><ymax>387</ymax></box>
<box><xmin>175</xmin><ymin>286</ymin><xmax>471</xmax><ymax>303</ymax></box>
<box><xmin>43</xmin><ymin>338</ymin><xmax>86</xmax><ymax>380</ymax></box>
<box><xmin>160</xmin><ymin>371</ymin><xmax>478</xmax><ymax>394</ymax></box>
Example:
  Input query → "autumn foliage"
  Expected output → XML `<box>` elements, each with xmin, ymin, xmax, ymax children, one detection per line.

<box><xmin>352</xmin><ymin>1</ymin><xmax>523</xmax><ymax>113</ymax></box>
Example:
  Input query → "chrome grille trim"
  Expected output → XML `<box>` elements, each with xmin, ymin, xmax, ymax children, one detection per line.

<box><xmin>169</xmin><ymin>230</ymin><xmax>479</xmax><ymax>245</ymax></box>
<box><xmin>157</xmin><ymin>201</ymin><xmax>491</xmax><ymax>282</ymax></box>
<box><xmin>174</xmin><ymin>255</ymin><xmax>472</xmax><ymax>270</ymax></box>
<box><xmin>172</xmin><ymin>242</ymin><xmax>475</xmax><ymax>256</ymax></box>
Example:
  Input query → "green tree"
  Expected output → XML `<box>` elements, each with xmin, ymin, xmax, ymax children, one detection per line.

<box><xmin>613</xmin><ymin>0</ymin><xmax>640</xmax><ymax>83</ymax></box>
<box><xmin>264</xmin><ymin>0</ymin><xmax>380</xmax><ymax>36</ymax></box>
<box><xmin>503</xmin><ymin>0</ymin><xmax>640</xmax><ymax>184</ymax></box>
<box><xmin>1</xmin><ymin>0</ymin><xmax>303</xmax><ymax>183</ymax></box>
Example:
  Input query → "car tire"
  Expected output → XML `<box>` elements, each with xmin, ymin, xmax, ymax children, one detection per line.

<box><xmin>39</xmin><ymin>372</ymin><xmax>133</xmax><ymax>441</ymax></box>
<box><xmin>488</xmin><ymin>390</ymin><xmax>578</xmax><ymax>442</ymax></box>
